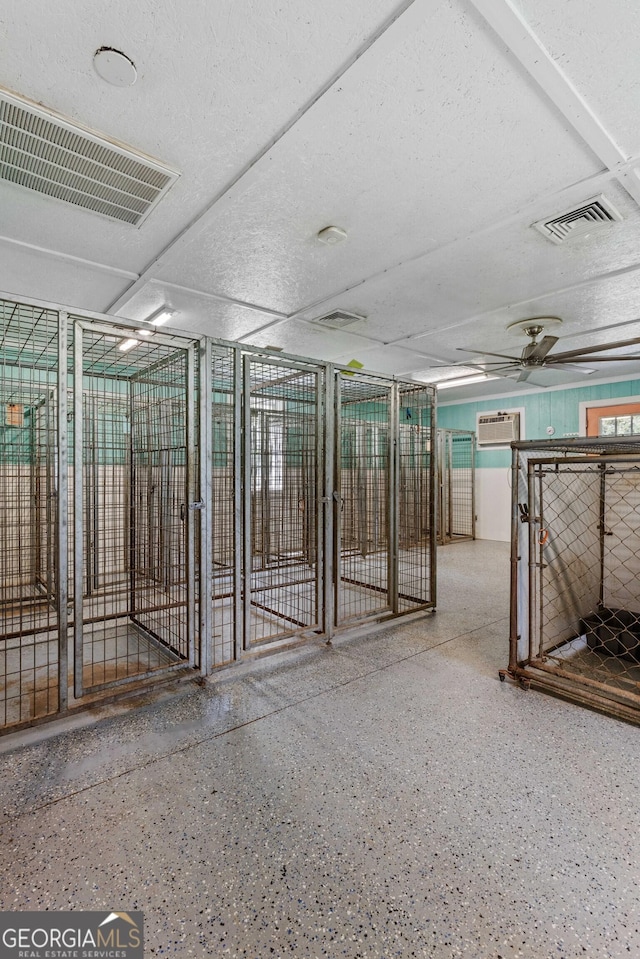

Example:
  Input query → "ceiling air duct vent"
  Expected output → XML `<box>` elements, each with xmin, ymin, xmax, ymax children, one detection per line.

<box><xmin>309</xmin><ymin>310</ymin><xmax>366</xmax><ymax>330</ymax></box>
<box><xmin>0</xmin><ymin>88</ymin><xmax>179</xmax><ymax>226</ymax></box>
<box><xmin>533</xmin><ymin>194</ymin><xmax>623</xmax><ymax>245</ymax></box>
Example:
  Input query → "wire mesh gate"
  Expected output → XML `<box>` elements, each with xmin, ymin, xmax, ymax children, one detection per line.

<box><xmin>503</xmin><ymin>437</ymin><xmax>640</xmax><ymax>724</ymax></box>
<box><xmin>334</xmin><ymin>372</ymin><xmax>435</xmax><ymax>625</ymax></box>
<box><xmin>0</xmin><ymin>301</ymin><xmax>200</xmax><ymax>731</ymax></box>
<box><xmin>436</xmin><ymin>429</ymin><xmax>475</xmax><ymax>545</ymax></box>
<box><xmin>73</xmin><ymin>321</ymin><xmax>198</xmax><ymax>699</ymax></box>
<box><xmin>0</xmin><ymin>293</ymin><xmax>436</xmax><ymax>733</ymax></box>
<box><xmin>0</xmin><ymin>300</ymin><xmax>61</xmax><ymax>728</ymax></box>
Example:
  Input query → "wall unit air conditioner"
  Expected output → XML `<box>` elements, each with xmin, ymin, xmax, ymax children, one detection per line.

<box><xmin>476</xmin><ymin>411</ymin><xmax>520</xmax><ymax>446</ymax></box>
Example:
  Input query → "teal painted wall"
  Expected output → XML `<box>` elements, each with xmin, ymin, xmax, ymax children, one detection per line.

<box><xmin>438</xmin><ymin>377</ymin><xmax>640</xmax><ymax>467</ymax></box>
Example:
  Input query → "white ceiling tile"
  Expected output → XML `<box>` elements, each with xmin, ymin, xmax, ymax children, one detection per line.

<box><xmin>0</xmin><ymin>0</ymin><xmax>401</xmax><ymax>272</ymax></box>
<box><xmin>0</xmin><ymin>243</ymin><xmax>129</xmax><ymax>311</ymax></box>
<box><xmin>279</xmin><ymin>179</ymin><xmax>640</xmax><ymax>347</ymax></box>
<box><xmin>157</xmin><ymin>0</ymin><xmax>602</xmax><ymax>313</ymax></box>
<box><xmin>241</xmin><ymin>320</ymin><xmax>383</xmax><ymax>362</ymax></box>
<box><xmin>1</xmin><ymin>0</ymin><xmax>640</xmax><ymax>396</ymax></box>
<box><xmin>330</xmin><ymin>344</ymin><xmax>430</xmax><ymax>376</ymax></box>
<box><xmin>116</xmin><ymin>282</ymin><xmax>279</xmax><ymax>341</ymax></box>
<box><xmin>517</xmin><ymin>0</ymin><xmax>640</xmax><ymax>157</ymax></box>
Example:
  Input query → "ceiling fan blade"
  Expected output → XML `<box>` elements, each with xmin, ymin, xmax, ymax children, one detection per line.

<box><xmin>456</xmin><ymin>347</ymin><xmax>521</xmax><ymax>361</ymax></box>
<box><xmin>546</xmin><ymin>354</ymin><xmax>640</xmax><ymax>364</ymax></box>
<box><xmin>524</xmin><ymin>335</ymin><xmax>559</xmax><ymax>361</ymax></box>
<box><xmin>482</xmin><ymin>363</ymin><xmax>521</xmax><ymax>374</ymax></box>
<box><xmin>550</xmin><ymin>334</ymin><xmax>640</xmax><ymax>362</ymax></box>
<box><xmin>515</xmin><ymin>370</ymin><xmax>533</xmax><ymax>383</ymax></box>
<box><xmin>546</xmin><ymin>362</ymin><xmax>595</xmax><ymax>375</ymax></box>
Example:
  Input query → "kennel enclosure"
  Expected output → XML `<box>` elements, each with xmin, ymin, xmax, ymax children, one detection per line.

<box><xmin>503</xmin><ymin>436</ymin><xmax>640</xmax><ymax>724</ymax></box>
<box><xmin>436</xmin><ymin>429</ymin><xmax>475</xmax><ymax>545</ymax></box>
<box><xmin>0</xmin><ymin>293</ymin><xmax>436</xmax><ymax>733</ymax></box>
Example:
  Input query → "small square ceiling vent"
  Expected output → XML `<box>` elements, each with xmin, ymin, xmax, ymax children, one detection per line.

<box><xmin>309</xmin><ymin>310</ymin><xmax>366</xmax><ymax>330</ymax></box>
<box><xmin>533</xmin><ymin>194</ymin><xmax>623</xmax><ymax>244</ymax></box>
<box><xmin>0</xmin><ymin>88</ymin><xmax>179</xmax><ymax>226</ymax></box>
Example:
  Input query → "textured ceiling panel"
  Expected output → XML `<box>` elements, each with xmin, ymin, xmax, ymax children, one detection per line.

<box><xmin>0</xmin><ymin>242</ymin><xmax>131</xmax><ymax>311</ymax></box>
<box><xmin>241</xmin><ymin>319</ymin><xmax>382</xmax><ymax>362</ymax></box>
<box><xmin>517</xmin><ymin>0</ymin><xmax>640</xmax><ymax>157</ymax></box>
<box><xmin>1</xmin><ymin>0</ymin><xmax>640</xmax><ymax>397</ymax></box>
<box><xmin>157</xmin><ymin>0</ymin><xmax>602</xmax><ymax>314</ymax></box>
<box><xmin>399</xmin><ymin>268</ymin><xmax>640</xmax><ymax>365</ymax></box>
<box><xmin>0</xmin><ymin>0</ymin><xmax>401</xmax><ymax>270</ymax></box>
<box><xmin>283</xmin><ymin>180</ymin><xmax>640</xmax><ymax>347</ymax></box>
<box><xmin>117</xmin><ymin>282</ymin><xmax>285</xmax><ymax>342</ymax></box>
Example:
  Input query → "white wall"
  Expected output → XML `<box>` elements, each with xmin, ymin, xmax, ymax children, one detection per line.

<box><xmin>475</xmin><ymin>467</ymin><xmax>511</xmax><ymax>542</ymax></box>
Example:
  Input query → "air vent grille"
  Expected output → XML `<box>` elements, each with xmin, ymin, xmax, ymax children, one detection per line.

<box><xmin>309</xmin><ymin>310</ymin><xmax>365</xmax><ymax>330</ymax></box>
<box><xmin>533</xmin><ymin>194</ymin><xmax>622</xmax><ymax>245</ymax></box>
<box><xmin>0</xmin><ymin>89</ymin><xmax>179</xmax><ymax>225</ymax></box>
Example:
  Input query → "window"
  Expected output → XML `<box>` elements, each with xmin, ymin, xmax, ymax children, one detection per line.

<box><xmin>598</xmin><ymin>414</ymin><xmax>640</xmax><ymax>437</ymax></box>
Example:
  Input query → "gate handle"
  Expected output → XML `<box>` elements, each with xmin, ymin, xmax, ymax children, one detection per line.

<box><xmin>538</xmin><ymin>528</ymin><xmax>548</xmax><ymax>546</ymax></box>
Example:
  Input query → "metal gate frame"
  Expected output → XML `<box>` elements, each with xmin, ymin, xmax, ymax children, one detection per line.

<box><xmin>502</xmin><ymin>436</ymin><xmax>640</xmax><ymax>725</ymax></box>
<box><xmin>241</xmin><ymin>353</ymin><xmax>326</xmax><ymax>650</ymax></box>
<box><xmin>436</xmin><ymin>428</ymin><xmax>475</xmax><ymax>545</ymax></box>
<box><xmin>334</xmin><ymin>371</ymin><xmax>394</xmax><ymax>625</ymax></box>
<box><xmin>72</xmin><ymin>319</ymin><xmax>201</xmax><ymax>700</ymax></box>
<box><xmin>333</xmin><ymin>369</ymin><xmax>436</xmax><ymax>628</ymax></box>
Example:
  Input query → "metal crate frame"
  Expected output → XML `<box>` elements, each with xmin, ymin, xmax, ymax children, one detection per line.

<box><xmin>502</xmin><ymin>436</ymin><xmax>640</xmax><ymax>725</ymax></box>
<box><xmin>0</xmin><ymin>290</ymin><xmax>437</xmax><ymax>733</ymax></box>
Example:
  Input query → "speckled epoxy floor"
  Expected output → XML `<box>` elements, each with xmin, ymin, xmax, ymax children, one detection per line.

<box><xmin>1</xmin><ymin>540</ymin><xmax>640</xmax><ymax>958</ymax></box>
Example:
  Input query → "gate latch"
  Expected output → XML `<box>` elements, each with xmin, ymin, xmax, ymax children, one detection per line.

<box><xmin>519</xmin><ymin>503</ymin><xmax>541</xmax><ymax>526</ymax></box>
<box><xmin>189</xmin><ymin>500</ymin><xmax>205</xmax><ymax>510</ymax></box>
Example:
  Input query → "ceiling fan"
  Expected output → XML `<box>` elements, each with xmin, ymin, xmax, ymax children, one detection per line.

<box><xmin>457</xmin><ymin>317</ymin><xmax>640</xmax><ymax>383</ymax></box>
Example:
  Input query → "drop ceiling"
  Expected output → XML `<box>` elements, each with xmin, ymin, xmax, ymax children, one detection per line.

<box><xmin>2</xmin><ymin>0</ymin><xmax>640</xmax><ymax>398</ymax></box>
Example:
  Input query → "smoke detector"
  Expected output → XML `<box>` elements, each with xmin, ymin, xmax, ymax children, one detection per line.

<box><xmin>316</xmin><ymin>225</ymin><xmax>347</xmax><ymax>245</ymax></box>
<box><xmin>533</xmin><ymin>195</ymin><xmax>622</xmax><ymax>244</ymax></box>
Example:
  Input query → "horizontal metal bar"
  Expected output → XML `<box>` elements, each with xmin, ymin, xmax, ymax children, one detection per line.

<box><xmin>81</xmin><ymin>661</ymin><xmax>192</xmax><ymax>696</ymax></box>
<box><xmin>249</xmin><ymin>600</ymin><xmax>313</xmax><ymax>630</ymax></box>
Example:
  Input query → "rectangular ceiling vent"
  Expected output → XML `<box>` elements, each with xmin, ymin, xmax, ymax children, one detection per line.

<box><xmin>309</xmin><ymin>310</ymin><xmax>366</xmax><ymax>330</ymax></box>
<box><xmin>0</xmin><ymin>88</ymin><xmax>179</xmax><ymax>226</ymax></box>
<box><xmin>477</xmin><ymin>412</ymin><xmax>520</xmax><ymax>446</ymax></box>
<box><xmin>533</xmin><ymin>194</ymin><xmax>623</xmax><ymax>245</ymax></box>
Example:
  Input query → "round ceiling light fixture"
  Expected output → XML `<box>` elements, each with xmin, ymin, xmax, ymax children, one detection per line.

<box><xmin>93</xmin><ymin>47</ymin><xmax>137</xmax><ymax>87</ymax></box>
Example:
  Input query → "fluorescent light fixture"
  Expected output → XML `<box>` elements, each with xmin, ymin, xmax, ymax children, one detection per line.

<box><xmin>437</xmin><ymin>373</ymin><xmax>500</xmax><ymax>390</ymax></box>
<box><xmin>118</xmin><ymin>338</ymin><xmax>139</xmax><ymax>352</ymax></box>
<box><xmin>412</xmin><ymin>365</ymin><xmax>496</xmax><ymax>387</ymax></box>
<box><xmin>146</xmin><ymin>306</ymin><xmax>175</xmax><ymax>327</ymax></box>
